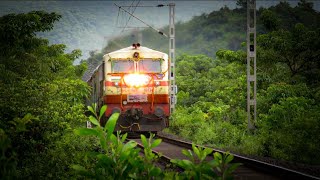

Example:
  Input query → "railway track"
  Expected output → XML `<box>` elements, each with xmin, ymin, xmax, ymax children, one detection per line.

<box><xmin>128</xmin><ymin>134</ymin><xmax>319</xmax><ymax>180</ymax></box>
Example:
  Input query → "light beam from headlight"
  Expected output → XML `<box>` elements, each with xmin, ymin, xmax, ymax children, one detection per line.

<box><xmin>123</xmin><ymin>73</ymin><xmax>151</xmax><ymax>87</ymax></box>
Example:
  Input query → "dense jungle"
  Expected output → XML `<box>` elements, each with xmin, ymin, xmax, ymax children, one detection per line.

<box><xmin>0</xmin><ymin>0</ymin><xmax>319</xmax><ymax>179</ymax></box>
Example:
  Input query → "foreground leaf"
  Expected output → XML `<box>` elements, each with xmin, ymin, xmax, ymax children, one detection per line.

<box><xmin>99</xmin><ymin>105</ymin><xmax>107</xmax><ymax>119</ymax></box>
<box><xmin>150</xmin><ymin>139</ymin><xmax>162</xmax><ymax>149</ymax></box>
<box><xmin>89</xmin><ymin>116</ymin><xmax>100</xmax><ymax>126</ymax></box>
<box><xmin>105</xmin><ymin>112</ymin><xmax>120</xmax><ymax>135</ymax></box>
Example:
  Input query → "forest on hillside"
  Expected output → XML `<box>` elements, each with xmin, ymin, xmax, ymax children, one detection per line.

<box><xmin>0</xmin><ymin>1</ymin><xmax>240</xmax><ymax>62</ymax></box>
<box><xmin>1</xmin><ymin>0</ymin><xmax>320</xmax><ymax>179</ymax></box>
<box><xmin>169</xmin><ymin>0</ymin><xmax>320</xmax><ymax>165</ymax></box>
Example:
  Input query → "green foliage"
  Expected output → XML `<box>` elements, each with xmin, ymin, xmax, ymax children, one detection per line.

<box><xmin>139</xmin><ymin>134</ymin><xmax>163</xmax><ymax>179</ymax></box>
<box><xmin>258</xmin><ymin>23</ymin><xmax>320</xmax><ymax>84</ymax></box>
<box><xmin>214</xmin><ymin>152</ymin><xmax>241</xmax><ymax>180</ymax></box>
<box><xmin>258</xmin><ymin>83</ymin><xmax>311</xmax><ymax>114</ymax></box>
<box><xmin>73</xmin><ymin>105</ymin><xmax>165</xmax><ymax>179</ymax></box>
<box><xmin>0</xmin><ymin>129</ymin><xmax>17</xmax><ymax>179</ymax></box>
<box><xmin>171</xmin><ymin>144</ymin><xmax>241</xmax><ymax>180</ymax></box>
<box><xmin>74</xmin><ymin>105</ymin><xmax>240</xmax><ymax>179</ymax></box>
<box><xmin>8</xmin><ymin>113</ymin><xmax>36</xmax><ymax>133</ymax></box>
<box><xmin>257</xmin><ymin>96</ymin><xmax>320</xmax><ymax>163</ymax></box>
<box><xmin>170</xmin><ymin>52</ymin><xmax>320</xmax><ymax>165</ymax></box>
<box><xmin>171</xmin><ymin>144</ymin><xmax>218</xmax><ymax>180</ymax></box>
<box><xmin>170</xmin><ymin>106</ymin><xmax>246</xmax><ymax>149</ymax></box>
<box><xmin>2</xmin><ymin>1</ymin><xmax>320</xmax><ymax>177</ymax></box>
<box><xmin>0</xmin><ymin>11</ymin><xmax>61</xmax><ymax>46</ymax></box>
<box><xmin>260</xmin><ymin>9</ymin><xmax>280</xmax><ymax>31</ymax></box>
<box><xmin>0</xmin><ymin>11</ymin><xmax>90</xmax><ymax>178</ymax></box>
<box><xmin>169</xmin><ymin>6</ymin><xmax>320</xmax><ymax>163</ymax></box>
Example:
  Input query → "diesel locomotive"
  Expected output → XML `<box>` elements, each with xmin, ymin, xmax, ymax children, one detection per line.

<box><xmin>86</xmin><ymin>43</ymin><xmax>171</xmax><ymax>132</ymax></box>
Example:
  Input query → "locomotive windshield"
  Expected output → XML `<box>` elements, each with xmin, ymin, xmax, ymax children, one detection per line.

<box><xmin>138</xmin><ymin>59</ymin><xmax>161</xmax><ymax>73</ymax></box>
<box><xmin>112</xmin><ymin>60</ymin><xmax>134</xmax><ymax>73</ymax></box>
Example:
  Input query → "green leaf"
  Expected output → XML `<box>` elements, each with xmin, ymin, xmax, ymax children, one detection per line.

<box><xmin>192</xmin><ymin>144</ymin><xmax>200</xmax><ymax>159</ymax></box>
<box><xmin>97</xmin><ymin>154</ymin><xmax>113</xmax><ymax>167</ymax></box>
<box><xmin>170</xmin><ymin>159</ymin><xmax>179</xmax><ymax>164</ymax></box>
<box><xmin>99</xmin><ymin>132</ymin><xmax>107</xmax><ymax>151</ymax></box>
<box><xmin>150</xmin><ymin>139</ymin><xmax>162</xmax><ymax>149</ymax></box>
<box><xmin>182</xmin><ymin>149</ymin><xmax>193</xmax><ymax>160</ymax></box>
<box><xmin>89</xmin><ymin>115</ymin><xmax>100</xmax><ymax>126</ymax></box>
<box><xmin>104</xmin><ymin>112</ymin><xmax>119</xmax><ymax>135</ymax></box>
<box><xmin>88</xmin><ymin>105</ymin><xmax>95</xmax><ymax>115</ymax></box>
<box><xmin>225</xmin><ymin>163</ymin><xmax>242</xmax><ymax>175</ymax></box>
<box><xmin>171</xmin><ymin>159</ymin><xmax>193</xmax><ymax>170</ymax></box>
<box><xmin>203</xmin><ymin>148</ymin><xmax>213</xmax><ymax>156</ymax></box>
<box><xmin>208</xmin><ymin>160</ymin><xmax>219</xmax><ymax>167</ymax></box>
<box><xmin>141</xmin><ymin>134</ymin><xmax>148</xmax><ymax>147</ymax></box>
<box><xmin>149</xmin><ymin>167</ymin><xmax>162</xmax><ymax>176</ymax></box>
<box><xmin>74</xmin><ymin>128</ymin><xmax>99</xmax><ymax>136</ymax></box>
<box><xmin>225</xmin><ymin>153</ymin><xmax>234</xmax><ymax>164</ymax></box>
<box><xmin>180</xmin><ymin>159</ymin><xmax>193</xmax><ymax>169</ymax></box>
<box><xmin>71</xmin><ymin>164</ymin><xmax>93</xmax><ymax>177</ymax></box>
<box><xmin>120</xmin><ymin>164</ymin><xmax>129</xmax><ymax>175</ymax></box>
<box><xmin>201</xmin><ymin>148</ymin><xmax>213</xmax><ymax>161</ymax></box>
<box><xmin>71</xmin><ymin>164</ymin><xmax>86</xmax><ymax>171</ymax></box>
<box><xmin>121</xmin><ymin>133</ymin><xmax>128</xmax><ymax>142</ymax></box>
<box><xmin>214</xmin><ymin>152</ymin><xmax>222</xmax><ymax>161</ymax></box>
<box><xmin>99</xmin><ymin>105</ymin><xmax>107</xmax><ymax>119</ymax></box>
<box><xmin>123</xmin><ymin>141</ymin><xmax>137</xmax><ymax>152</ymax></box>
<box><xmin>110</xmin><ymin>133</ymin><xmax>117</xmax><ymax>144</ymax></box>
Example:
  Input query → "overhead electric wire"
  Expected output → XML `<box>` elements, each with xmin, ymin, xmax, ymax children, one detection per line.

<box><xmin>119</xmin><ymin>4</ymin><xmax>167</xmax><ymax>7</ymax></box>
<box><xmin>127</xmin><ymin>0</ymin><xmax>136</xmax><ymax>11</ymax></box>
<box><xmin>114</xmin><ymin>3</ymin><xmax>168</xmax><ymax>37</ymax></box>
<box><xmin>118</xmin><ymin>26</ymin><xmax>146</xmax><ymax>28</ymax></box>
<box><xmin>116</xmin><ymin>5</ymin><xmax>120</xmax><ymax>27</ymax></box>
<box><xmin>122</xmin><ymin>0</ymin><xmax>140</xmax><ymax>32</ymax></box>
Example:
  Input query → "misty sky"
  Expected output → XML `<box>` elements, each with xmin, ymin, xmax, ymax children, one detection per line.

<box><xmin>1</xmin><ymin>1</ymin><xmax>319</xmax><ymax>62</ymax></box>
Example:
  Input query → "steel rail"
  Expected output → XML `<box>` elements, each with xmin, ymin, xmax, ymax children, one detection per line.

<box><xmin>156</xmin><ymin>134</ymin><xmax>319</xmax><ymax>180</ymax></box>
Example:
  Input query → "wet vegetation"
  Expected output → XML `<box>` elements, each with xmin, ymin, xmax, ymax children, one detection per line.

<box><xmin>168</xmin><ymin>1</ymin><xmax>320</xmax><ymax>165</ymax></box>
<box><xmin>0</xmin><ymin>0</ymin><xmax>319</xmax><ymax>178</ymax></box>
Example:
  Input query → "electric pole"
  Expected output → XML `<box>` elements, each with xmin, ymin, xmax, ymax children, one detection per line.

<box><xmin>169</xmin><ymin>3</ymin><xmax>177</xmax><ymax>113</ymax></box>
<box><xmin>247</xmin><ymin>0</ymin><xmax>256</xmax><ymax>130</ymax></box>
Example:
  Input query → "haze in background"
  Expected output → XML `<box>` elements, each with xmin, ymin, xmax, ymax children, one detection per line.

<box><xmin>1</xmin><ymin>1</ymin><xmax>319</xmax><ymax>63</ymax></box>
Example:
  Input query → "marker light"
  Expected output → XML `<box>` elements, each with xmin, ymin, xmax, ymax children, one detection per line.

<box><xmin>123</xmin><ymin>74</ymin><xmax>151</xmax><ymax>87</ymax></box>
<box><xmin>133</xmin><ymin>52</ymin><xmax>139</xmax><ymax>58</ymax></box>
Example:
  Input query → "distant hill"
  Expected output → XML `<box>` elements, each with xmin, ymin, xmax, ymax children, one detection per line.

<box><xmin>85</xmin><ymin>5</ymin><xmax>248</xmax><ymax>73</ymax></box>
<box><xmin>82</xmin><ymin>0</ymin><xmax>320</xmax><ymax>81</ymax></box>
<box><xmin>0</xmin><ymin>1</ymin><xmax>241</xmax><ymax>62</ymax></box>
<box><xmin>1</xmin><ymin>0</ymin><xmax>318</xmax><ymax>67</ymax></box>
<box><xmin>82</xmin><ymin>4</ymin><xmax>248</xmax><ymax>81</ymax></box>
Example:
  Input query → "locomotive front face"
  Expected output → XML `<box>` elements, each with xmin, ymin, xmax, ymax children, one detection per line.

<box><xmin>102</xmin><ymin>46</ymin><xmax>170</xmax><ymax>132</ymax></box>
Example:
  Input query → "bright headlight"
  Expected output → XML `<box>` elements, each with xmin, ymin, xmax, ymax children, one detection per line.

<box><xmin>123</xmin><ymin>73</ymin><xmax>151</xmax><ymax>87</ymax></box>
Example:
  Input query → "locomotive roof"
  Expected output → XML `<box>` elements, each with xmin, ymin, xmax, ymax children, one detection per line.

<box><xmin>103</xmin><ymin>46</ymin><xmax>168</xmax><ymax>60</ymax></box>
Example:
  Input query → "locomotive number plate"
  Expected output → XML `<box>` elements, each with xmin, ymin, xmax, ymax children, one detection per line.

<box><xmin>127</xmin><ymin>94</ymin><xmax>148</xmax><ymax>102</ymax></box>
